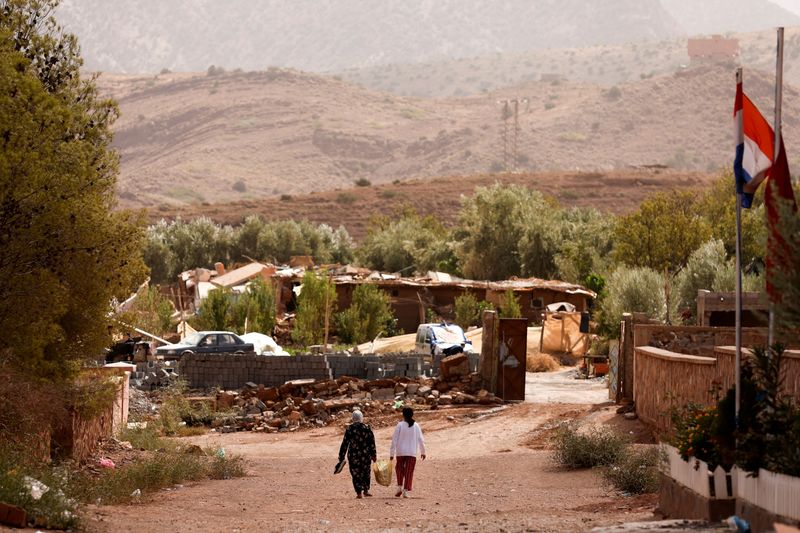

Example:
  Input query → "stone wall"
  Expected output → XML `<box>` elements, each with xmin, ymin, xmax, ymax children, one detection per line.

<box><xmin>634</xmin><ymin>345</ymin><xmax>800</xmax><ymax>435</ymax></box>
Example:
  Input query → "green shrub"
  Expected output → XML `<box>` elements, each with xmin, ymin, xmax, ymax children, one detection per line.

<box><xmin>195</xmin><ymin>287</ymin><xmax>231</xmax><ymax>331</ymax></box>
<box><xmin>354</xmin><ymin>178</ymin><xmax>371</xmax><ymax>187</ymax></box>
<box><xmin>292</xmin><ymin>271</ymin><xmax>337</xmax><ymax>346</ymax></box>
<box><xmin>207</xmin><ymin>450</ymin><xmax>247</xmax><ymax>480</ymax></box>
<box><xmin>675</xmin><ymin>239</ymin><xmax>727</xmax><ymax>320</ymax></box>
<box><xmin>158</xmin><ymin>387</ymin><xmax>214</xmax><ymax>435</ymax></box>
<box><xmin>454</xmin><ymin>293</ymin><xmax>494</xmax><ymax>329</ymax></box>
<box><xmin>118</xmin><ymin>285</ymin><xmax>174</xmax><ymax>337</ymax></box>
<box><xmin>602</xmin><ymin>446</ymin><xmax>661</xmax><ymax>494</ymax></box>
<box><xmin>454</xmin><ymin>293</ymin><xmax>479</xmax><ymax>329</ymax></box>
<box><xmin>557</xmin><ymin>131</ymin><xmax>587</xmax><ymax>143</ymax></box>
<box><xmin>597</xmin><ymin>266</ymin><xmax>665</xmax><ymax>338</ymax></box>
<box><xmin>552</xmin><ymin>425</ymin><xmax>628</xmax><ymax>469</ymax></box>
<box><xmin>84</xmin><ymin>452</ymin><xmax>208</xmax><ymax>504</ymax></box>
<box><xmin>606</xmin><ymin>86</ymin><xmax>622</xmax><ymax>99</ymax></box>
<box><xmin>0</xmin><ymin>448</ymin><xmax>79</xmax><ymax>529</ymax></box>
<box><xmin>337</xmin><ymin>192</ymin><xmax>357</xmax><ymax>205</ymax></box>
<box><xmin>499</xmin><ymin>289</ymin><xmax>522</xmax><ymax>318</ymax></box>
<box><xmin>336</xmin><ymin>283</ymin><xmax>394</xmax><ymax>344</ymax></box>
<box><xmin>488</xmin><ymin>161</ymin><xmax>505</xmax><ymax>173</ymax></box>
<box><xmin>244</xmin><ymin>277</ymin><xmax>277</xmax><ymax>335</ymax></box>
<box><xmin>119</xmin><ymin>426</ymin><xmax>170</xmax><ymax>451</ymax></box>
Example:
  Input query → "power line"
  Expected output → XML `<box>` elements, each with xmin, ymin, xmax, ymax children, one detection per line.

<box><xmin>497</xmin><ymin>98</ymin><xmax>528</xmax><ymax>172</ymax></box>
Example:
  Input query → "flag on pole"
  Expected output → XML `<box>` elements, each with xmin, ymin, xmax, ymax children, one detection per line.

<box><xmin>733</xmin><ymin>80</ymin><xmax>798</xmax><ymax>298</ymax></box>
<box><xmin>733</xmin><ymin>80</ymin><xmax>775</xmax><ymax>208</ymax></box>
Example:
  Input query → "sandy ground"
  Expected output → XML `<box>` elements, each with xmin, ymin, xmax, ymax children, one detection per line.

<box><xmin>79</xmin><ymin>370</ymin><xmax>661</xmax><ymax>533</ymax></box>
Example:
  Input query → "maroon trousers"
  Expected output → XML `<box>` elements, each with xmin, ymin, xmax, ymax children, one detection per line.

<box><xmin>395</xmin><ymin>456</ymin><xmax>417</xmax><ymax>491</ymax></box>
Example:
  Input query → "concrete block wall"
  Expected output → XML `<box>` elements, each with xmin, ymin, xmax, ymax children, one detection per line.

<box><xmin>179</xmin><ymin>354</ymin><xmax>332</xmax><ymax>389</ymax></box>
<box><xmin>179</xmin><ymin>353</ymin><xmax>431</xmax><ymax>390</ymax></box>
<box><xmin>325</xmin><ymin>353</ymin><xmax>426</xmax><ymax>380</ymax></box>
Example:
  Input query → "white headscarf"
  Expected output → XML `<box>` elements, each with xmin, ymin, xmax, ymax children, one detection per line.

<box><xmin>352</xmin><ymin>410</ymin><xmax>364</xmax><ymax>423</ymax></box>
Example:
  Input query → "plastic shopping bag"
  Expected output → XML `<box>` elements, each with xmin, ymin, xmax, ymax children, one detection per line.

<box><xmin>372</xmin><ymin>458</ymin><xmax>393</xmax><ymax>487</ymax></box>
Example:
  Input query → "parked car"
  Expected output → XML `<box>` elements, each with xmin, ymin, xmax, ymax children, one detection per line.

<box><xmin>156</xmin><ymin>331</ymin><xmax>255</xmax><ymax>360</ymax></box>
<box><xmin>105</xmin><ymin>334</ymin><xmax>150</xmax><ymax>363</ymax></box>
<box><xmin>414</xmin><ymin>323</ymin><xmax>474</xmax><ymax>356</ymax></box>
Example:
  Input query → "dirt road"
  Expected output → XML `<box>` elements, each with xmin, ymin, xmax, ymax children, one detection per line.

<box><xmin>85</xmin><ymin>373</ymin><xmax>655</xmax><ymax>532</ymax></box>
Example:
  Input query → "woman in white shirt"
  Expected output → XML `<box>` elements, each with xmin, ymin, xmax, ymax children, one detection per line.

<box><xmin>389</xmin><ymin>407</ymin><xmax>426</xmax><ymax>498</ymax></box>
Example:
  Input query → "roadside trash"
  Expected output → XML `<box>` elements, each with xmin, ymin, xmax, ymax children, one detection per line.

<box><xmin>127</xmin><ymin>422</ymin><xmax>147</xmax><ymax>429</ymax></box>
<box><xmin>725</xmin><ymin>516</ymin><xmax>750</xmax><ymax>533</ymax></box>
<box><xmin>99</xmin><ymin>458</ymin><xmax>116</xmax><ymax>469</ymax></box>
<box><xmin>392</xmin><ymin>399</ymin><xmax>404</xmax><ymax>410</ymax></box>
<box><xmin>372</xmin><ymin>459</ymin><xmax>393</xmax><ymax>487</ymax></box>
<box><xmin>22</xmin><ymin>476</ymin><xmax>49</xmax><ymax>501</ymax></box>
<box><xmin>130</xmin><ymin>489</ymin><xmax>141</xmax><ymax>498</ymax></box>
<box><xmin>216</xmin><ymin>448</ymin><xmax>226</xmax><ymax>458</ymax></box>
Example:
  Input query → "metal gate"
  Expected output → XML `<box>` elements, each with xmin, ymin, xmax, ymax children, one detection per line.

<box><xmin>497</xmin><ymin>318</ymin><xmax>527</xmax><ymax>402</ymax></box>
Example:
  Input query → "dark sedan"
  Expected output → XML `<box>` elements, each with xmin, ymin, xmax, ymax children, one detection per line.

<box><xmin>155</xmin><ymin>331</ymin><xmax>255</xmax><ymax>360</ymax></box>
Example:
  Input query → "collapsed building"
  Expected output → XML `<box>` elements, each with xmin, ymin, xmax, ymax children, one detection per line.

<box><xmin>173</xmin><ymin>260</ymin><xmax>596</xmax><ymax>333</ymax></box>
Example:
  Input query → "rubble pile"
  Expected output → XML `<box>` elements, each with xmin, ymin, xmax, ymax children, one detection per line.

<box><xmin>210</xmin><ymin>355</ymin><xmax>501</xmax><ymax>433</ymax></box>
<box><xmin>130</xmin><ymin>361</ymin><xmax>181</xmax><ymax>390</ymax></box>
<box><xmin>128</xmin><ymin>387</ymin><xmax>158</xmax><ymax>418</ymax></box>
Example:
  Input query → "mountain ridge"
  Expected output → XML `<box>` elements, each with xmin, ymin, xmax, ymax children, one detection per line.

<box><xmin>100</xmin><ymin>64</ymin><xmax>800</xmax><ymax>208</ymax></box>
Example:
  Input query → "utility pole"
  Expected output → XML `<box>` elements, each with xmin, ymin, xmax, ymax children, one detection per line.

<box><xmin>500</xmin><ymin>100</ymin><xmax>511</xmax><ymax>171</ymax></box>
<box><xmin>497</xmin><ymin>98</ymin><xmax>528</xmax><ymax>172</ymax></box>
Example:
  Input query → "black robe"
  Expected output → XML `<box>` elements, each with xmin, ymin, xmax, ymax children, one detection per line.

<box><xmin>338</xmin><ymin>422</ymin><xmax>377</xmax><ymax>493</ymax></box>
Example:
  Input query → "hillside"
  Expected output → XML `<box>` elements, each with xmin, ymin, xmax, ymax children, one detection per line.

<box><xmin>58</xmin><ymin>0</ymin><xmax>680</xmax><ymax>74</ymax></box>
<box><xmin>57</xmin><ymin>0</ymin><xmax>795</xmax><ymax>75</ymax></box>
<box><xmin>148</xmin><ymin>169</ymin><xmax>716</xmax><ymax>241</ymax></box>
<box><xmin>102</xmin><ymin>65</ymin><xmax>800</xmax><ymax>208</ymax></box>
<box><xmin>338</xmin><ymin>27</ymin><xmax>800</xmax><ymax>98</ymax></box>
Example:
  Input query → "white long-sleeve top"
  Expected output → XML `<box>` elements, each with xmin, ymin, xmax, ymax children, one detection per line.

<box><xmin>390</xmin><ymin>420</ymin><xmax>426</xmax><ymax>457</ymax></box>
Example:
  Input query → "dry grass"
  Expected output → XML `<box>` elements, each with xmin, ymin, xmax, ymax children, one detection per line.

<box><xmin>527</xmin><ymin>353</ymin><xmax>560</xmax><ymax>373</ymax></box>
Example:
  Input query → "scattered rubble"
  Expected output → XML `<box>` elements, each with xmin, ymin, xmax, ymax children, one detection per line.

<box><xmin>207</xmin><ymin>371</ymin><xmax>502</xmax><ymax>433</ymax></box>
<box><xmin>129</xmin><ymin>361</ymin><xmax>181</xmax><ymax>390</ymax></box>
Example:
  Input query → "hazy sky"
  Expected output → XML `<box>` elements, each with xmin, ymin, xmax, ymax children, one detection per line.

<box><xmin>771</xmin><ymin>0</ymin><xmax>800</xmax><ymax>15</ymax></box>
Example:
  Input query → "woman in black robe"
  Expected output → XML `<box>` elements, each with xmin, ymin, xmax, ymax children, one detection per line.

<box><xmin>338</xmin><ymin>410</ymin><xmax>377</xmax><ymax>498</ymax></box>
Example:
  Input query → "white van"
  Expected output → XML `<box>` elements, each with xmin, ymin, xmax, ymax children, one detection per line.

<box><xmin>414</xmin><ymin>323</ymin><xmax>474</xmax><ymax>356</ymax></box>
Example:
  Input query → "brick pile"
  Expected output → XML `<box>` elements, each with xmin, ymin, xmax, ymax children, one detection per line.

<box><xmin>209</xmin><ymin>355</ymin><xmax>501</xmax><ymax>433</ymax></box>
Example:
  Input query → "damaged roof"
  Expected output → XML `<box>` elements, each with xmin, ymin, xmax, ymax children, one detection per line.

<box><xmin>185</xmin><ymin>261</ymin><xmax>595</xmax><ymax>299</ymax></box>
<box><xmin>211</xmin><ymin>262</ymin><xmax>275</xmax><ymax>288</ymax></box>
<box><xmin>329</xmin><ymin>271</ymin><xmax>596</xmax><ymax>298</ymax></box>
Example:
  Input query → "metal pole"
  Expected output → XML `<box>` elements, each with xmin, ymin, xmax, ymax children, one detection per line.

<box><xmin>513</xmin><ymin>99</ymin><xmax>519</xmax><ymax>171</ymax></box>
<box><xmin>769</xmin><ymin>27</ymin><xmax>784</xmax><ymax>347</ymax></box>
<box><xmin>735</xmin><ymin>67</ymin><xmax>743</xmax><ymax>421</ymax></box>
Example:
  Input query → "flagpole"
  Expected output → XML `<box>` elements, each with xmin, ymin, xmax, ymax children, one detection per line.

<box><xmin>735</xmin><ymin>67</ymin><xmax>743</xmax><ymax>422</ymax></box>
<box><xmin>769</xmin><ymin>27</ymin><xmax>785</xmax><ymax>348</ymax></box>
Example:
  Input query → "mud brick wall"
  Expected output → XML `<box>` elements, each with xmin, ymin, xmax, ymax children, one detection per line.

<box><xmin>635</xmin><ymin>345</ymin><xmax>800</xmax><ymax>435</ymax></box>
<box><xmin>179</xmin><ymin>354</ymin><xmax>332</xmax><ymax>389</ymax></box>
